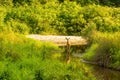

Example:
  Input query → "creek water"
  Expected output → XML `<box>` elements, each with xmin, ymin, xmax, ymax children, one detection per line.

<box><xmin>59</xmin><ymin>45</ymin><xmax>120</xmax><ymax>80</ymax></box>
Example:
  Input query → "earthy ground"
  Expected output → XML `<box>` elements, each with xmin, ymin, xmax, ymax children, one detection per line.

<box><xmin>26</xmin><ymin>34</ymin><xmax>87</xmax><ymax>46</ymax></box>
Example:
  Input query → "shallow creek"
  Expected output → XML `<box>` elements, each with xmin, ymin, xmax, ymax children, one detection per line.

<box><xmin>60</xmin><ymin>45</ymin><xmax>120</xmax><ymax>80</ymax></box>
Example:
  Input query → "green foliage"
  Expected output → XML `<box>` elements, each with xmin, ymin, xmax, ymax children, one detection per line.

<box><xmin>6</xmin><ymin>19</ymin><xmax>30</xmax><ymax>34</ymax></box>
<box><xmin>0</xmin><ymin>32</ymin><xmax>96</xmax><ymax>80</ymax></box>
<box><xmin>0</xmin><ymin>1</ymin><xmax>120</xmax><ymax>35</ymax></box>
<box><xmin>0</xmin><ymin>0</ymin><xmax>119</xmax><ymax>7</ymax></box>
<box><xmin>82</xmin><ymin>32</ymin><xmax>120</xmax><ymax>69</ymax></box>
<box><xmin>54</xmin><ymin>1</ymin><xmax>86</xmax><ymax>35</ymax></box>
<box><xmin>0</xmin><ymin>0</ymin><xmax>120</xmax><ymax>79</ymax></box>
<box><xmin>82</xmin><ymin>44</ymin><xmax>98</xmax><ymax>61</ymax></box>
<box><xmin>0</xmin><ymin>0</ymin><xmax>13</xmax><ymax>6</ymax></box>
<box><xmin>72</xmin><ymin>0</ymin><xmax>99</xmax><ymax>6</ymax></box>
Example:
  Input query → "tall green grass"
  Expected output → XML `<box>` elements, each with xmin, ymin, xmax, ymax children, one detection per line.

<box><xmin>0</xmin><ymin>32</ymin><xmax>96</xmax><ymax>80</ymax></box>
<box><xmin>82</xmin><ymin>31</ymin><xmax>120</xmax><ymax>70</ymax></box>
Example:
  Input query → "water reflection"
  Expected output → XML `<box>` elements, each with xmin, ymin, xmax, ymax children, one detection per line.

<box><xmin>84</xmin><ymin>63</ymin><xmax>120</xmax><ymax>80</ymax></box>
<box><xmin>60</xmin><ymin>45</ymin><xmax>120</xmax><ymax>80</ymax></box>
<box><xmin>59</xmin><ymin>45</ymin><xmax>87</xmax><ymax>54</ymax></box>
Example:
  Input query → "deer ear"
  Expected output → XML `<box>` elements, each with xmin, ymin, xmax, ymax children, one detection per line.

<box><xmin>65</xmin><ymin>37</ymin><xmax>68</xmax><ymax>40</ymax></box>
<box><xmin>65</xmin><ymin>37</ymin><xmax>70</xmax><ymax>40</ymax></box>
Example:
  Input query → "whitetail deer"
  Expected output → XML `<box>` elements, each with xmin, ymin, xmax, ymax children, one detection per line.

<box><xmin>65</xmin><ymin>37</ymin><xmax>70</xmax><ymax>64</ymax></box>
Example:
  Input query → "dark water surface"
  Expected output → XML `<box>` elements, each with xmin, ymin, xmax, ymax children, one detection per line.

<box><xmin>60</xmin><ymin>45</ymin><xmax>120</xmax><ymax>80</ymax></box>
<box><xmin>82</xmin><ymin>62</ymin><xmax>120</xmax><ymax>80</ymax></box>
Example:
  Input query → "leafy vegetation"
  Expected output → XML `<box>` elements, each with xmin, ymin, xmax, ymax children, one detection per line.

<box><xmin>0</xmin><ymin>0</ymin><xmax>120</xmax><ymax>79</ymax></box>
<box><xmin>0</xmin><ymin>0</ymin><xmax>120</xmax><ymax>35</ymax></box>
<box><xmin>0</xmin><ymin>32</ymin><xmax>96</xmax><ymax>80</ymax></box>
<box><xmin>82</xmin><ymin>31</ymin><xmax>120</xmax><ymax>70</ymax></box>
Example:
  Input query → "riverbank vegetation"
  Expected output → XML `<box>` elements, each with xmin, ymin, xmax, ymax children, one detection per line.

<box><xmin>0</xmin><ymin>0</ymin><xmax>120</xmax><ymax>79</ymax></box>
<box><xmin>82</xmin><ymin>31</ymin><xmax>120</xmax><ymax>70</ymax></box>
<box><xmin>0</xmin><ymin>32</ymin><xmax>96</xmax><ymax>80</ymax></box>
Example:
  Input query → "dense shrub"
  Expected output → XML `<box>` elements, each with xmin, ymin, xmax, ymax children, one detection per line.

<box><xmin>82</xmin><ymin>32</ymin><xmax>120</xmax><ymax>70</ymax></box>
<box><xmin>82</xmin><ymin>5</ymin><xmax>120</xmax><ymax>33</ymax></box>
<box><xmin>0</xmin><ymin>0</ymin><xmax>13</xmax><ymax>6</ymax></box>
<box><xmin>0</xmin><ymin>1</ymin><xmax>119</xmax><ymax>35</ymax></box>
<box><xmin>0</xmin><ymin>0</ymin><xmax>120</xmax><ymax>7</ymax></box>
<box><xmin>54</xmin><ymin>1</ymin><xmax>86</xmax><ymax>35</ymax></box>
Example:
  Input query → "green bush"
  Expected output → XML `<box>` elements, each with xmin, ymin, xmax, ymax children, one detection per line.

<box><xmin>82</xmin><ymin>32</ymin><xmax>120</xmax><ymax>69</ymax></box>
<box><xmin>82</xmin><ymin>5</ymin><xmax>120</xmax><ymax>33</ymax></box>
<box><xmin>82</xmin><ymin>44</ymin><xmax>98</xmax><ymax>61</ymax></box>
<box><xmin>0</xmin><ymin>0</ymin><xmax>13</xmax><ymax>6</ymax></box>
<box><xmin>1</xmin><ymin>0</ymin><xmax>119</xmax><ymax>7</ymax></box>
<box><xmin>0</xmin><ymin>1</ymin><xmax>120</xmax><ymax>35</ymax></box>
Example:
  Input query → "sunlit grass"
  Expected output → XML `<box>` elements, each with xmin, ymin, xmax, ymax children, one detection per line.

<box><xmin>0</xmin><ymin>32</ymin><xmax>96</xmax><ymax>80</ymax></box>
